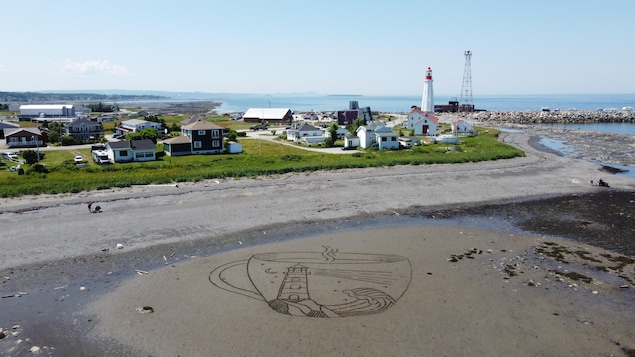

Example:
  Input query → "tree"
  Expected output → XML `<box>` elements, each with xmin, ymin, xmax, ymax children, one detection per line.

<box><xmin>325</xmin><ymin>123</ymin><xmax>339</xmax><ymax>147</ymax></box>
<box><xmin>347</xmin><ymin>118</ymin><xmax>366</xmax><ymax>137</ymax></box>
<box><xmin>226</xmin><ymin>129</ymin><xmax>238</xmax><ymax>142</ymax></box>
<box><xmin>127</xmin><ymin>128</ymin><xmax>158</xmax><ymax>143</ymax></box>
<box><xmin>21</xmin><ymin>150</ymin><xmax>45</xmax><ymax>164</ymax></box>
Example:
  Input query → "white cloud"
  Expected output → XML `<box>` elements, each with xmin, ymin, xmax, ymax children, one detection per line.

<box><xmin>0</xmin><ymin>64</ymin><xmax>6</xmax><ymax>73</ymax></box>
<box><xmin>62</xmin><ymin>59</ymin><xmax>129</xmax><ymax>77</ymax></box>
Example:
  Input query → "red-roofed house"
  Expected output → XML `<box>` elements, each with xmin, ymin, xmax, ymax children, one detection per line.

<box><xmin>405</xmin><ymin>107</ymin><xmax>438</xmax><ymax>136</ymax></box>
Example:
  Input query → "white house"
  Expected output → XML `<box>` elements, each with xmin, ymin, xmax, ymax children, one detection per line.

<box><xmin>406</xmin><ymin>107</ymin><xmax>438</xmax><ymax>136</ymax></box>
<box><xmin>106</xmin><ymin>139</ymin><xmax>156</xmax><ymax>163</ymax></box>
<box><xmin>356</xmin><ymin>122</ymin><xmax>394</xmax><ymax>148</ymax></box>
<box><xmin>118</xmin><ymin>119</ymin><xmax>163</xmax><ymax>136</ymax></box>
<box><xmin>343</xmin><ymin>135</ymin><xmax>360</xmax><ymax>149</ymax></box>
<box><xmin>286</xmin><ymin>124</ymin><xmax>324</xmax><ymax>142</ymax></box>
<box><xmin>451</xmin><ymin>119</ymin><xmax>473</xmax><ymax>134</ymax></box>
<box><xmin>375</xmin><ymin>131</ymin><xmax>400</xmax><ymax>150</ymax></box>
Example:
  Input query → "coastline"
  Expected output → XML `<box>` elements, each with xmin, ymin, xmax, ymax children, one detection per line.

<box><xmin>1</xmin><ymin>131</ymin><xmax>635</xmax><ymax>356</ymax></box>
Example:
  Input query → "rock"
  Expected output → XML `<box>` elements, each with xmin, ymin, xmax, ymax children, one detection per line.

<box><xmin>137</xmin><ymin>306</ymin><xmax>154</xmax><ymax>314</ymax></box>
<box><xmin>30</xmin><ymin>346</ymin><xmax>41</xmax><ymax>353</ymax></box>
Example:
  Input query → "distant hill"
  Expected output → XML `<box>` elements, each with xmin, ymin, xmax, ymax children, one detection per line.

<box><xmin>0</xmin><ymin>91</ymin><xmax>168</xmax><ymax>103</ymax></box>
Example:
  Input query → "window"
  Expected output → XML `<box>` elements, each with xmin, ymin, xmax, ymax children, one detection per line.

<box><xmin>382</xmin><ymin>137</ymin><xmax>387</xmax><ymax>142</ymax></box>
<box><xmin>212</xmin><ymin>130</ymin><xmax>220</xmax><ymax>138</ymax></box>
<box><xmin>198</xmin><ymin>130</ymin><xmax>206</xmax><ymax>135</ymax></box>
<box><xmin>194</xmin><ymin>141</ymin><xmax>202</xmax><ymax>148</ymax></box>
<box><xmin>212</xmin><ymin>140</ymin><xmax>220</xmax><ymax>147</ymax></box>
<box><xmin>118</xmin><ymin>150</ymin><xmax>128</xmax><ymax>157</ymax></box>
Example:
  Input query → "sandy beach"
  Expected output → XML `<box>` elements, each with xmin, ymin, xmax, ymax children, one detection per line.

<box><xmin>1</xmin><ymin>130</ymin><xmax>635</xmax><ymax>356</ymax></box>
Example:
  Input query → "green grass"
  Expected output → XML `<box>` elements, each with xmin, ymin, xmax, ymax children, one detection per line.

<box><xmin>0</xmin><ymin>129</ymin><xmax>523</xmax><ymax>198</ymax></box>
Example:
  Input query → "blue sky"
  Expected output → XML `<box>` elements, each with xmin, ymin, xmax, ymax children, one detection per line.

<box><xmin>1</xmin><ymin>0</ymin><xmax>634</xmax><ymax>96</ymax></box>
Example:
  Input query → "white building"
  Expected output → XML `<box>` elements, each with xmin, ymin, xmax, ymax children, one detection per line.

<box><xmin>286</xmin><ymin>124</ymin><xmax>323</xmax><ymax>142</ymax></box>
<box><xmin>406</xmin><ymin>107</ymin><xmax>438</xmax><ymax>136</ymax></box>
<box><xmin>118</xmin><ymin>119</ymin><xmax>163</xmax><ymax>135</ymax></box>
<box><xmin>356</xmin><ymin>122</ymin><xmax>395</xmax><ymax>149</ymax></box>
<box><xmin>19</xmin><ymin>104</ymin><xmax>75</xmax><ymax>118</ymax></box>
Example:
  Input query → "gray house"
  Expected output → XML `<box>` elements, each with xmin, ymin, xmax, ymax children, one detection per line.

<box><xmin>65</xmin><ymin>118</ymin><xmax>104</xmax><ymax>142</ymax></box>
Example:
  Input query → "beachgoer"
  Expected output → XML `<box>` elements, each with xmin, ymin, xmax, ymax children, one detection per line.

<box><xmin>88</xmin><ymin>202</ymin><xmax>93</xmax><ymax>212</ymax></box>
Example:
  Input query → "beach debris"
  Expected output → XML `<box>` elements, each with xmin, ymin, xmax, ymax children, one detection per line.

<box><xmin>135</xmin><ymin>269</ymin><xmax>149</xmax><ymax>275</ymax></box>
<box><xmin>116</xmin><ymin>243</ymin><xmax>124</xmax><ymax>249</ymax></box>
<box><xmin>2</xmin><ymin>291</ymin><xmax>28</xmax><ymax>299</ymax></box>
<box><xmin>448</xmin><ymin>248</ymin><xmax>483</xmax><ymax>263</ymax></box>
<box><xmin>591</xmin><ymin>290</ymin><xmax>599</xmax><ymax>294</ymax></box>
<box><xmin>0</xmin><ymin>329</ymin><xmax>5</xmax><ymax>339</ymax></box>
<box><xmin>620</xmin><ymin>284</ymin><xmax>630</xmax><ymax>289</ymax></box>
<box><xmin>137</xmin><ymin>306</ymin><xmax>154</xmax><ymax>314</ymax></box>
<box><xmin>80</xmin><ymin>286</ymin><xmax>87</xmax><ymax>291</ymax></box>
<box><xmin>239</xmin><ymin>241</ymin><xmax>242</xmax><ymax>245</ymax></box>
<box><xmin>30</xmin><ymin>346</ymin><xmax>41</xmax><ymax>353</ymax></box>
<box><xmin>54</xmin><ymin>285</ymin><xmax>69</xmax><ymax>290</ymax></box>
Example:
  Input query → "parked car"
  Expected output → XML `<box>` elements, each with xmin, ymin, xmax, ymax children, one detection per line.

<box><xmin>2</xmin><ymin>152</ymin><xmax>19</xmax><ymax>160</ymax></box>
<box><xmin>74</xmin><ymin>155</ymin><xmax>84</xmax><ymax>163</ymax></box>
<box><xmin>250</xmin><ymin>125</ymin><xmax>268</xmax><ymax>131</ymax></box>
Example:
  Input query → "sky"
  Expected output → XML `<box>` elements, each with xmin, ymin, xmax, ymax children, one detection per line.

<box><xmin>1</xmin><ymin>0</ymin><xmax>634</xmax><ymax>96</ymax></box>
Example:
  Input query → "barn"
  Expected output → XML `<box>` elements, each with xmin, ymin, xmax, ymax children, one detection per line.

<box><xmin>242</xmin><ymin>108</ymin><xmax>293</xmax><ymax>125</ymax></box>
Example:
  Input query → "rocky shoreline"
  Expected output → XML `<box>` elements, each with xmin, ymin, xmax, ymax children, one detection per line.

<box><xmin>463</xmin><ymin>109</ymin><xmax>635</xmax><ymax>124</ymax></box>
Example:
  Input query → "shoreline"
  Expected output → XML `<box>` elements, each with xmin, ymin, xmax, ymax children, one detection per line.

<box><xmin>1</xmin><ymin>131</ymin><xmax>635</xmax><ymax>356</ymax></box>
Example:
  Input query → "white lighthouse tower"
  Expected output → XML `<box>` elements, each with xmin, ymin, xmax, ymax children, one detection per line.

<box><xmin>421</xmin><ymin>66</ymin><xmax>434</xmax><ymax>113</ymax></box>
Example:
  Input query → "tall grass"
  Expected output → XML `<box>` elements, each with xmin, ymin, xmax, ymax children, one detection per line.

<box><xmin>0</xmin><ymin>130</ymin><xmax>523</xmax><ymax>198</ymax></box>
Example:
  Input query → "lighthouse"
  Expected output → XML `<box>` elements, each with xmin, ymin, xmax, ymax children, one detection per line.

<box><xmin>421</xmin><ymin>67</ymin><xmax>434</xmax><ymax>113</ymax></box>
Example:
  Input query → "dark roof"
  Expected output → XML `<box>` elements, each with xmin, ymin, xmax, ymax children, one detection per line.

<box><xmin>108</xmin><ymin>139</ymin><xmax>156</xmax><ymax>150</ymax></box>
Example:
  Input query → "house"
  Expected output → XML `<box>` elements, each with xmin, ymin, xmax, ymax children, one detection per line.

<box><xmin>0</xmin><ymin>121</ymin><xmax>20</xmax><ymax>139</ymax></box>
<box><xmin>286</xmin><ymin>124</ymin><xmax>324</xmax><ymax>143</ymax></box>
<box><xmin>117</xmin><ymin>119</ymin><xmax>163</xmax><ymax>136</ymax></box>
<box><xmin>181</xmin><ymin>120</ymin><xmax>224</xmax><ymax>154</ymax></box>
<box><xmin>106</xmin><ymin>139</ymin><xmax>156</xmax><ymax>163</ymax></box>
<box><xmin>405</xmin><ymin>107</ymin><xmax>438</xmax><ymax>136</ymax></box>
<box><xmin>356</xmin><ymin>122</ymin><xmax>394</xmax><ymax>148</ymax></box>
<box><xmin>65</xmin><ymin>118</ymin><xmax>104</xmax><ymax>142</ymax></box>
<box><xmin>343</xmin><ymin>135</ymin><xmax>360</xmax><ymax>149</ymax></box>
<box><xmin>4</xmin><ymin>127</ymin><xmax>44</xmax><ymax>148</ymax></box>
<box><xmin>163</xmin><ymin>120</ymin><xmax>232</xmax><ymax>156</ymax></box>
<box><xmin>451</xmin><ymin>119</ymin><xmax>474</xmax><ymax>134</ymax></box>
<box><xmin>243</xmin><ymin>108</ymin><xmax>293</xmax><ymax>125</ymax></box>
<box><xmin>375</xmin><ymin>131</ymin><xmax>400</xmax><ymax>150</ymax></box>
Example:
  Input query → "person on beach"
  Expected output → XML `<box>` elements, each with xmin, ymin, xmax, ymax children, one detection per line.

<box><xmin>88</xmin><ymin>202</ymin><xmax>93</xmax><ymax>213</ymax></box>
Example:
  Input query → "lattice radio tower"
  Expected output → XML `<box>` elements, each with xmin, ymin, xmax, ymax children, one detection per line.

<box><xmin>459</xmin><ymin>50</ymin><xmax>473</xmax><ymax>110</ymax></box>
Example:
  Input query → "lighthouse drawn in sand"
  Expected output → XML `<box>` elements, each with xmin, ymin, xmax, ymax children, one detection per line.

<box><xmin>421</xmin><ymin>66</ymin><xmax>434</xmax><ymax>113</ymax></box>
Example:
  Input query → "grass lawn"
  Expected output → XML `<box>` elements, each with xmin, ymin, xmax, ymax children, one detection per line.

<box><xmin>0</xmin><ymin>128</ymin><xmax>523</xmax><ymax>198</ymax></box>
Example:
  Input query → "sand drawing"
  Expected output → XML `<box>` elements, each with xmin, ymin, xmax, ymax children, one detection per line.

<box><xmin>209</xmin><ymin>246</ymin><xmax>412</xmax><ymax>317</ymax></box>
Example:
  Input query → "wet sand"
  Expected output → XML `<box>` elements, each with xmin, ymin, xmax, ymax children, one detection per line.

<box><xmin>1</xmin><ymin>131</ymin><xmax>635</xmax><ymax>356</ymax></box>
